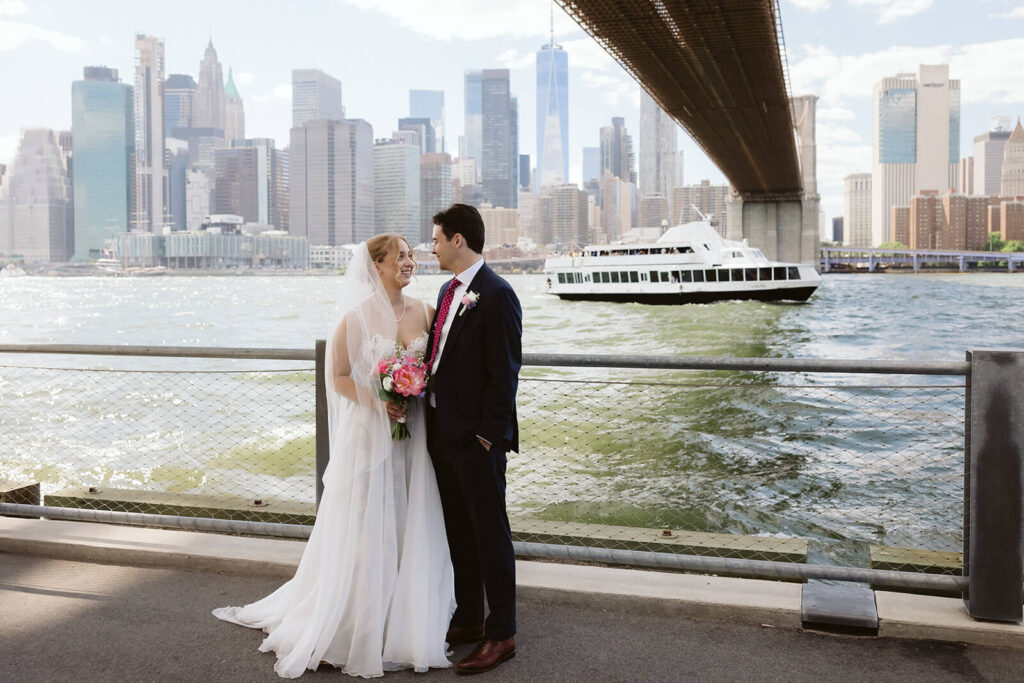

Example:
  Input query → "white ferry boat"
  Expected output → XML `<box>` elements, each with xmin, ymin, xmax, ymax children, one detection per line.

<box><xmin>544</xmin><ymin>219</ymin><xmax>821</xmax><ymax>304</ymax></box>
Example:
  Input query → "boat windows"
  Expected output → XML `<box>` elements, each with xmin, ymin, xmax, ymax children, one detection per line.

<box><xmin>649</xmin><ymin>270</ymin><xmax>659</xmax><ymax>282</ymax></box>
<box><xmin>759</xmin><ymin>267</ymin><xmax>771</xmax><ymax>280</ymax></box>
<box><xmin>773</xmin><ymin>266</ymin><xmax>787</xmax><ymax>280</ymax></box>
<box><xmin>629</xmin><ymin>271</ymin><xmax>639</xmax><ymax>283</ymax></box>
<box><xmin>720</xmin><ymin>269</ymin><xmax>732</xmax><ymax>282</ymax></box>
<box><xmin>557</xmin><ymin>272</ymin><xmax>566</xmax><ymax>284</ymax></box>
<box><xmin>660</xmin><ymin>271</ymin><xmax>671</xmax><ymax>283</ymax></box>
<box><xmin>585</xmin><ymin>273</ymin><xmax>591</xmax><ymax>282</ymax></box>
<box><xmin>620</xmin><ymin>271</ymin><xmax>630</xmax><ymax>282</ymax></box>
<box><xmin>744</xmin><ymin>268</ymin><xmax>757</xmax><ymax>281</ymax></box>
<box><xmin>610</xmin><ymin>272</ymin><xmax>620</xmax><ymax>283</ymax></box>
<box><xmin>705</xmin><ymin>269</ymin><xmax>717</xmax><ymax>282</ymax></box>
<box><xmin>679</xmin><ymin>270</ymin><xmax>692</xmax><ymax>283</ymax></box>
<box><xmin>788</xmin><ymin>267</ymin><xmax>800</xmax><ymax>280</ymax></box>
<box><xmin>692</xmin><ymin>270</ymin><xmax>704</xmax><ymax>283</ymax></box>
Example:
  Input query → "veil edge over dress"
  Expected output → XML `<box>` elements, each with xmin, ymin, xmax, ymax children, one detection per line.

<box><xmin>212</xmin><ymin>244</ymin><xmax>454</xmax><ymax>679</ymax></box>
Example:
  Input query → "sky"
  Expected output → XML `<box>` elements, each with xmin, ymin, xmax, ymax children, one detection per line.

<box><xmin>2</xmin><ymin>0</ymin><xmax>1024</xmax><ymax>224</ymax></box>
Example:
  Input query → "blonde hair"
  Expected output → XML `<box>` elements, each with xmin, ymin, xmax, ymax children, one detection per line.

<box><xmin>367</xmin><ymin>233</ymin><xmax>416</xmax><ymax>284</ymax></box>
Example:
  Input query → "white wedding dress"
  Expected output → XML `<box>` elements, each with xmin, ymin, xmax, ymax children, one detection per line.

<box><xmin>214</xmin><ymin>250</ymin><xmax>455</xmax><ymax>679</ymax></box>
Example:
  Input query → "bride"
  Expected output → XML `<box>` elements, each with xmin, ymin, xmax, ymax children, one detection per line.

<box><xmin>213</xmin><ymin>234</ymin><xmax>455</xmax><ymax>678</ymax></box>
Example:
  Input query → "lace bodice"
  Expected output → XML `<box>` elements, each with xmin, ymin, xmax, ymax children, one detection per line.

<box><xmin>370</xmin><ymin>332</ymin><xmax>429</xmax><ymax>363</ymax></box>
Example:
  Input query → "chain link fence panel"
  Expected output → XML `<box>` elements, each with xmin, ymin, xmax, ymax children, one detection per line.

<box><xmin>0</xmin><ymin>356</ymin><xmax>964</xmax><ymax>576</ymax></box>
<box><xmin>0</xmin><ymin>362</ymin><xmax>316</xmax><ymax>525</ymax></box>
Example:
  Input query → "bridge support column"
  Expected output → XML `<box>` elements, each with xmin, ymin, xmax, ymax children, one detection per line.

<box><xmin>912</xmin><ymin>253</ymin><xmax>919</xmax><ymax>273</ymax></box>
<box><xmin>730</xmin><ymin>197</ymin><xmax>819</xmax><ymax>267</ymax></box>
<box><xmin>959</xmin><ymin>255</ymin><xmax>966</xmax><ymax>272</ymax></box>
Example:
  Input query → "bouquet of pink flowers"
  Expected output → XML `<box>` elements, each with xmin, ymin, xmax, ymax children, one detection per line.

<box><xmin>376</xmin><ymin>348</ymin><xmax>428</xmax><ymax>441</ymax></box>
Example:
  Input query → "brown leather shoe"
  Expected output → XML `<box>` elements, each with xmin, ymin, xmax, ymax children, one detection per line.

<box><xmin>446</xmin><ymin>624</ymin><xmax>485</xmax><ymax>646</ymax></box>
<box><xmin>456</xmin><ymin>636</ymin><xmax>516</xmax><ymax>675</ymax></box>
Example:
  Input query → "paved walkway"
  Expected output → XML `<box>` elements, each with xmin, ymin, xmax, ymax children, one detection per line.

<box><xmin>2</xmin><ymin>517</ymin><xmax>1024</xmax><ymax>681</ymax></box>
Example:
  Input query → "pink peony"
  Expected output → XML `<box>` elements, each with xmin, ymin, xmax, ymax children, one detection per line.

<box><xmin>377</xmin><ymin>357</ymin><xmax>393</xmax><ymax>374</ymax></box>
<box><xmin>391</xmin><ymin>363</ymin><xmax>427</xmax><ymax>397</ymax></box>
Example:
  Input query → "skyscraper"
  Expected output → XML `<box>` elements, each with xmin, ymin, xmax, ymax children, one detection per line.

<box><xmin>421</xmin><ymin>153</ymin><xmax>453</xmax><ymax>244</ymax></box>
<box><xmin>581</xmin><ymin>147</ymin><xmax>601</xmax><ymax>184</ymax></box>
<box><xmin>290</xmin><ymin>119</ymin><xmax>373</xmax><ymax>245</ymax></box>
<box><xmin>195</xmin><ymin>40</ymin><xmax>225</xmax><ymax>132</ymax></box>
<box><xmin>844</xmin><ymin>173</ymin><xmax>872</xmax><ymax>247</ymax></box>
<box><xmin>410</xmin><ymin>89</ymin><xmax>445</xmax><ymax>153</ymax></box>
<box><xmin>71</xmin><ymin>66</ymin><xmax>134</xmax><ymax>260</ymax></box>
<box><xmin>972</xmin><ymin>127</ymin><xmax>1010</xmax><ymax>197</ymax></box>
<box><xmin>639</xmin><ymin>90</ymin><xmax>677</xmax><ymax>218</ymax></box>
<box><xmin>481</xmin><ymin>69</ymin><xmax>518</xmax><ymax>209</ymax></box>
<box><xmin>551</xmin><ymin>184</ymin><xmax>588</xmax><ymax>248</ymax></box>
<box><xmin>463</xmin><ymin>70</ymin><xmax>483</xmax><ymax>175</ymax></box>
<box><xmin>224</xmin><ymin>68</ymin><xmax>245</xmax><ymax>145</ymax></box>
<box><xmin>292</xmin><ymin>69</ymin><xmax>343</xmax><ymax>128</ymax></box>
<box><xmin>1</xmin><ymin>129</ymin><xmax>73</xmax><ymax>261</ymax></box>
<box><xmin>133</xmin><ymin>34</ymin><xmax>168</xmax><ymax>232</ymax></box>
<box><xmin>236</xmin><ymin>138</ymin><xmax>287</xmax><ymax>228</ymax></box>
<box><xmin>871</xmin><ymin>64</ymin><xmax>960</xmax><ymax>245</ymax></box>
<box><xmin>536</xmin><ymin>40</ymin><xmax>568</xmax><ymax>191</ymax></box>
<box><xmin>600</xmin><ymin>117</ymin><xmax>634</xmax><ymax>184</ymax></box>
<box><xmin>213</xmin><ymin>147</ymin><xmax>259</xmax><ymax>222</ymax></box>
<box><xmin>397</xmin><ymin>117</ymin><xmax>435</xmax><ymax>154</ymax></box>
<box><xmin>374</xmin><ymin>137</ymin><xmax>421</xmax><ymax>244</ymax></box>
<box><xmin>1000</xmin><ymin>119</ymin><xmax>1024</xmax><ymax>198</ymax></box>
<box><xmin>672</xmin><ymin>180</ymin><xmax>729</xmax><ymax>235</ymax></box>
<box><xmin>164</xmin><ymin>74</ymin><xmax>196</xmax><ymax>137</ymax></box>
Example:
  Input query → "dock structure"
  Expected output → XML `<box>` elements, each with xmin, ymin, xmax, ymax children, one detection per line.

<box><xmin>820</xmin><ymin>246</ymin><xmax>1024</xmax><ymax>273</ymax></box>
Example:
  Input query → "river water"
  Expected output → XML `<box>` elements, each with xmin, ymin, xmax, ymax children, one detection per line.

<box><xmin>1</xmin><ymin>272</ymin><xmax>1021</xmax><ymax>566</ymax></box>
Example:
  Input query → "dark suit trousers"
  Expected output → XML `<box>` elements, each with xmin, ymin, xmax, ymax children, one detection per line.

<box><xmin>428</xmin><ymin>417</ymin><xmax>517</xmax><ymax>641</ymax></box>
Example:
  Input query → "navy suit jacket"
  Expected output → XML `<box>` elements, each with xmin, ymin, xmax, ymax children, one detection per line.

<box><xmin>427</xmin><ymin>262</ymin><xmax>522</xmax><ymax>453</ymax></box>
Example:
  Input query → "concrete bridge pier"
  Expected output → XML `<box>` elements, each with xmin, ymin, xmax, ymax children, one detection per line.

<box><xmin>726</xmin><ymin>196</ymin><xmax>820</xmax><ymax>266</ymax></box>
<box><xmin>725</xmin><ymin>96</ymin><xmax>821</xmax><ymax>267</ymax></box>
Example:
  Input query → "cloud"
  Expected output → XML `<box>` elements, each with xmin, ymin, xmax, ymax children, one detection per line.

<box><xmin>790</xmin><ymin>39</ymin><xmax>1024</xmax><ymax>104</ymax></box>
<box><xmin>0</xmin><ymin>131</ymin><xmax>19</xmax><ymax>165</ymax></box>
<box><xmin>848</xmin><ymin>0</ymin><xmax>934</xmax><ymax>24</ymax></box>
<box><xmin>337</xmin><ymin>0</ymin><xmax>580</xmax><ymax>41</ymax></box>
<box><xmin>100</xmin><ymin>35</ymin><xmax>112</xmax><ymax>46</ymax></box>
<box><xmin>581</xmin><ymin>70</ymin><xmax>637</xmax><ymax>108</ymax></box>
<box><xmin>251</xmin><ymin>83</ymin><xmax>291</xmax><ymax>103</ymax></box>
<box><xmin>789</xmin><ymin>0</ymin><xmax>830</xmax><ymax>10</ymax></box>
<box><xmin>495</xmin><ymin>48</ymin><xmax>533</xmax><ymax>70</ymax></box>
<box><xmin>0</xmin><ymin>0</ymin><xmax>28</xmax><ymax>16</ymax></box>
<box><xmin>818</xmin><ymin>106</ymin><xmax>856</xmax><ymax>120</ymax></box>
<box><xmin>991</xmin><ymin>3</ymin><xmax>1024</xmax><ymax>18</ymax></box>
<box><xmin>0</xmin><ymin>19</ymin><xmax>86</xmax><ymax>51</ymax></box>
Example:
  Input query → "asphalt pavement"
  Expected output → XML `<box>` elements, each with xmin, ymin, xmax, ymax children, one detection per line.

<box><xmin>3</xmin><ymin>553</ymin><xmax>1024</xmax><ymax>682</ymax></box>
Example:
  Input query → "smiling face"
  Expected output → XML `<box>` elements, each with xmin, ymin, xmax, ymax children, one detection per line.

<box><xmin>374</xmin><ymin>237</ymin><xmax>416</xmax><ymax>289</ymax></box>
<box><xmin>431</xmin><ymin>224</ymin><xmax>455</xmax><ymax>272</ymax></box>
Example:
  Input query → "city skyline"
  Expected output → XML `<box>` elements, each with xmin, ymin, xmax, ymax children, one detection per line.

<box><xmin>2</xmin><ymin>1</ymin><xmax>1024</xmax><ymax>225</ymax></box>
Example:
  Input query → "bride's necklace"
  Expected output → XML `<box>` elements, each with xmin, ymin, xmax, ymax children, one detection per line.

<box><xmin>391</xmin><ymin>296</ymin><xmax>407</xmax><ymax>323</ymax></box>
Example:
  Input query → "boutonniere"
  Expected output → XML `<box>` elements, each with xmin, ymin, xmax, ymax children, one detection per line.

<box><xmin>459</xmin><ymin>290</ymin><xmax>480</xmax><ymax>316</ymax></box>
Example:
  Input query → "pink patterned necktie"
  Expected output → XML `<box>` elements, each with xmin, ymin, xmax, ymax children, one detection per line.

<box><xmin>428</xmin><ymin>278</ymin><xmax>460</xmax><ymax>368</ymax></box>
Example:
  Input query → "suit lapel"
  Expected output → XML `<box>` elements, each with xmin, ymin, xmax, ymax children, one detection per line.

<box><xmin>436</xmin><ymin>266</ymin><xmax>487</xmax><ymax>372</ymax></box>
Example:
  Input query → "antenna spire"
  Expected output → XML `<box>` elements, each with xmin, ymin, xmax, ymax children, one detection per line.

<box><xmin>550</xmin><ymin>1</ymin><xmax>554</xmax><ymax>48</ymax></box>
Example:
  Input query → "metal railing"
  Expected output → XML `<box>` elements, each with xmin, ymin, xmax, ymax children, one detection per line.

<box><xmin>1</xmin><ymin>344</ymin><xmax>1020</xmax><ymax>621</ymax></box>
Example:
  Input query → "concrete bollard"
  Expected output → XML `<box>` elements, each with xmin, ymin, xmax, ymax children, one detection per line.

<box><xmin>964</xmin><ymin>350</ymin><xmax>1023</xmax><ymax>623</ymax></box>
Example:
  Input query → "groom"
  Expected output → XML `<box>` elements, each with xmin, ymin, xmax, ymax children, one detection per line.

<box><xmin>425</xmin><ymin>203</ymin><xmax>522</xmax><ymax>675</ymax></box>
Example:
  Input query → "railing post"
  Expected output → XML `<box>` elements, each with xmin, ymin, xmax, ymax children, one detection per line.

<box><xmin>315</xmin><ymin>339</ymin><xmax>329</xmax><ymax>511</ymax></box>
<box><xmin>964</xmin><ymin>350</ymin><xmax>1023</xmax><ymax>623</ymax></box>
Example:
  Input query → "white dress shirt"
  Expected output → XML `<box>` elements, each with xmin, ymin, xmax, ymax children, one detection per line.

<box><xmin>431</xmin><ymin>256</ymin><xmax>484</xmax><ymax>375</ymax></box>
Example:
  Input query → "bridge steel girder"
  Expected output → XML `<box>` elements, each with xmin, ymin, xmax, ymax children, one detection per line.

<box><xmin>557</xmin><ymin>0</ymin><xmax>803</xmax><ymax>201</ymax></box>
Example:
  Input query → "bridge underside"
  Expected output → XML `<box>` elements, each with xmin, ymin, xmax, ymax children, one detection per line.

<box><xmin>557</xmin><ymin>0</ymin><xmax>802</xmax><ymax>201</ymax></box>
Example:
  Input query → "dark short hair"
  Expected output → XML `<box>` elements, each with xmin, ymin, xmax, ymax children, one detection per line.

<box><xmin>432</xmin><ymin>203</ymin><xmax>485</xmax><ymax>253</ymax></box>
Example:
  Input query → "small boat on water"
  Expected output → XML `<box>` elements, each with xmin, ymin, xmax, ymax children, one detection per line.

<box><xmin>543</xmin><ymin>218</ymin><xmax>821</xmax><ymax>305</ymax></box>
